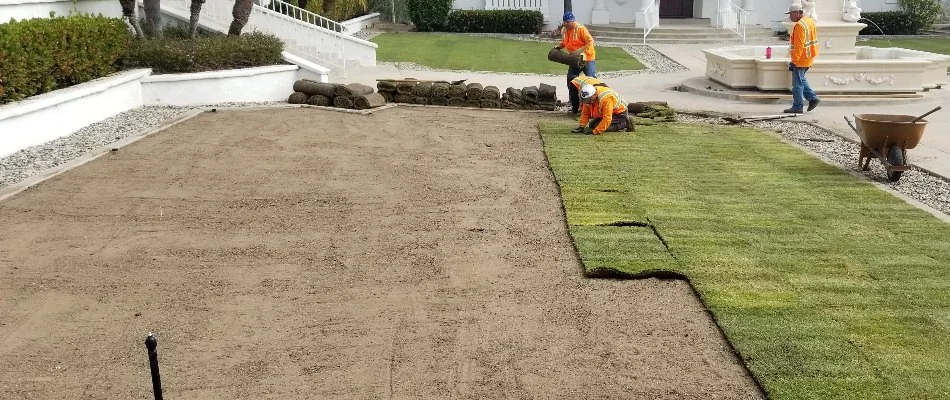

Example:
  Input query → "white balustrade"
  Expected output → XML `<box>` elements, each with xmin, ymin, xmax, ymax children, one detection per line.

<box><xmin>484</xmin><ymin>0</ymin><xmax>543</xmax><ymax>11</ymax></box>
<box><xmin>717</xmin><ymin>0</ymin><xmax>749</xmax><ymax>43</ymax></box>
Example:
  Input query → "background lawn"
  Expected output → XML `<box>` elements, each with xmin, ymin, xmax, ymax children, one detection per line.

<box><xmin>859</xmin><ymin>37</ymin><xmax>950</xmax><ymax>70</ymax></box>
<box><xmin>370</xmin><ymin>33</ymin><xmax>645</xmax><ymax>74</ymax></box>
<box><xmin>541</xmin><ymin>120</ymin><xmax>950</xmax><ymax>400</ymax></box>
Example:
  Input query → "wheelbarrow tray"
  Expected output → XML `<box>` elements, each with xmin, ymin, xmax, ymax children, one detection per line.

<box><xmin>853</xmin><ymin>113</ymin><xmax>927</xmax><ymax>150</ymax></box>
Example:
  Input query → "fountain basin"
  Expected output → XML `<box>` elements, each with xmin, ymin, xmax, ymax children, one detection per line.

<box><xmin>703</xmin><ymin>45</ymin><xmax>950</xmax><ymax>93</ymax></box>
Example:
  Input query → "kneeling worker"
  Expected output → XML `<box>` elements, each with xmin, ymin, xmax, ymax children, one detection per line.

<box><xmin>572</xmin><ymin>84</ymin><xmax>632</xmax><ymax>135</ymax></box>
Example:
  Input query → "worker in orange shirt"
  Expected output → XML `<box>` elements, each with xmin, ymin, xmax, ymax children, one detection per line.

<box><xmin>554</xmin><ymin>11</ymin><xmax>596</xmax><ymax>115</ymax></box>
<box><xmin>571</xmin><ymin>84</ymin><xmax>632</xmax><ymax>135</ymax></box>
<box><xmin>784</xmin><ymin>3</ymin><xmax>820</xmax><ymax>114</ymax></box>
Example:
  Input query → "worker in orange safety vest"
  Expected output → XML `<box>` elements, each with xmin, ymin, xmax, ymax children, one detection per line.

<box><xmin>554</xmin><ymin>11</ymin><xmax>597</xmax><ymax>115</ymax></box>
<box><xmin>571</xmin><ymin>84</ymin><xmax>633</xmax><ymax>135</ymax></box>
<box><xmin>784</xmin><ymin>3</ymin><xmax>820</xmax><ymax>114</ymax></box>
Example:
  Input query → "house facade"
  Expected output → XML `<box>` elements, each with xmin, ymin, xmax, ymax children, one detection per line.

<box><xmin>452</xmin><ymin>0</ymin><xmax>901</xmax><ymax>30</ymax></box>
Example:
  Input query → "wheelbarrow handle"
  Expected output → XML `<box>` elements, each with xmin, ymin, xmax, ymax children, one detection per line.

<box><xmin>911</xmin><ymin>106</ymin><xmax>942</xmax><ymax>123</ymax></box>
<box><xmin>844</xmin><ymin>115</ymin><xmax>857</xmax><ymax>133</ymax></box>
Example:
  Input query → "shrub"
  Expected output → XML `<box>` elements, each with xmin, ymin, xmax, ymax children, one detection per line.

<box><xmin>898</xmin><ymin>0</ymin><xmax>944</xmax><ymax>32</ymax></box>
<box><xmin>266</xmin><ymin>0</ymin><xmax>368</xmax><ymax>26</ymax></box>
<box><xmin>407</xmin><ymin>0</ymin><xmax>452</xmax><ymax>31</ymax></box>
<box><xmin>121</xmin><ymin>31</ymin><xmax>285</xmax><ymax>74</ymax></box>
<box><xmin>858</xmin><ymin>11</ymin><xmax>918</xmax><ymax>35</ymax></box>
<box><xmin>445</xmin><ymin>10</ymin><xmax>544</xmax><ymax>34</ymax></box>
<box><xmin>0</xmin><ymin>14</ymin><xmax>131</xmax><ymax>104</ymax></box>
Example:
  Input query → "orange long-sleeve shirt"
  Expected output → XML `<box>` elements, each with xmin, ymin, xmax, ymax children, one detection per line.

<box><xmin>560</xmin><ymin>24</ymin><xmax>596</xmax><ymax>62</ymax></box>
<box><xmin>790</xmin><ymin>17</ymin><xmax>818</xmax><ymax>67</ymax></box>
<box><xmin>579</xmin><ymin>87</ymin><xmax>626</xmax><ymax>135</ymax></box>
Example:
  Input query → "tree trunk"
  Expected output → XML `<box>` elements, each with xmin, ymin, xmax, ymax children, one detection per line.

<box><xmin>564</xmin><ymin>0</ymin><xmax>572</xmax><ymax>12</ymax></box>
<box><xmin>119</xmin><ymin>0</ymin><xmax>146</xmax><ymax>38</ymax></box>
<box><xmin>143</xmin><ymin>0</ymin><xmax>162</xmax><ymax>38</ymax></box>
<box><xmin>189</xmin><ymin>0</ymin><xmax>205</xmax><ymax>38</ymax></box>
<box><xmin>228</xmin><ymin>0</ymin><xmax>254</xmax><ymax>35</ymax></box>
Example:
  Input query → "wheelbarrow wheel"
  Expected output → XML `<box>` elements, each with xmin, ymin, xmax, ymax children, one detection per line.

<box><xmin>886</xmin><ymin>145</ymin><xmax>904</xmax><ymax>182</ymax></box>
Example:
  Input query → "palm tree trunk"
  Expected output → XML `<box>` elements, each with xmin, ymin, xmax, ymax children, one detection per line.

<box><xmin>228</xmin><ymin>0</ymin><xmax>254</xmax><ymax>35</ymax></box>
<box><xmin>564</xmin><ymin>0</ymin><xmax>572</xmax><ymax>12</ymax></box>
<box><xmin>190</xmin><ymin>0</ymin><xmax>205</xmax><ymax>38</ymax></box>
<box><xmin>119</xmin><ymin>0</ymin><xmax>145</xmax><ymax>38</ymax></box>
<box><xmin>143</xmin><ymin>0</ymin><xmax>163</xmax><ymax>37</ymax></box>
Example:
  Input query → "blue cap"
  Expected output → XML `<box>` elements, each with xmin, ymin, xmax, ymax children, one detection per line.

<box><xmin>563</xmin><ymin>11</ymin><xmax>575</xmax><ymax>22</ymax></box>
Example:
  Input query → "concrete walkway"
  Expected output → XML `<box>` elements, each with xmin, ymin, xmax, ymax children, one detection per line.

<box><xmin>335</xmin><ymin>42</ymin><xmax>950</xmax><ymax>179</ymax></box>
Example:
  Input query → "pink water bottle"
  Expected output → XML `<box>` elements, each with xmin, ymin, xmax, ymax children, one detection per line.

<box><xmin>766</xmin><ymin>46</ymin><xmax>772</xmax><ymax>59</ymax></box>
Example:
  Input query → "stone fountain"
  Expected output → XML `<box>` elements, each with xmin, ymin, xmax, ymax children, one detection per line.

<box><xmin>702</xmin><ymin>0</ymin><xmax>950</xmax><ymax>93</ymax></box>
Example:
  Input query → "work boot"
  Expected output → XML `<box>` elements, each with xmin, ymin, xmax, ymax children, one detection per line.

<box><xmin>807</xmin><ymin>99</ymin><xmax>820</xmax><ymax>112</ymax></box>
<box><xmin>626</xmin><ymin>117</ymin><xmax>636</xmax><ymax>132</ymax></box>
<box><xmin>783</xmin><ymin>108</ymin><xmax>803</xmax><ymax>114</ymax></box>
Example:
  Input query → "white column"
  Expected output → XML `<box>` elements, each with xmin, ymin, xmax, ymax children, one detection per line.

<box><xmin>591</xmin><ymin>0</ymin><xmax>610</xmax><ymax>25</ymax></box>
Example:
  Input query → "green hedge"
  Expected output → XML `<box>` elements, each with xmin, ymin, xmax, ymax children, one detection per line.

<box><xmin>407</xmin><ymin>0</ymin><xmax>452</xmax><ymax>31</ymax></box>
<box><xmin>122</xmin><ymin>31</ymin><xmax>285</xmax><ymax>74</ymax></box>
<box><xmin>898</xmin><ymin>0</ymin><xmax>943</xmax><ymax>32</ymax></box>
<box><xmin>445</xmin><ymin>10</ymin><xmax>544</xmax><ymax>34</ymax></box>
<box><xmin>0</xmin><ymin>14</ymin><xmax>131</xmax><ymax>104</ymax></box>
<box><xmin>859</xmin><ymin>11</ymin><xmax>927</xmax><ymax>35</ymax></box>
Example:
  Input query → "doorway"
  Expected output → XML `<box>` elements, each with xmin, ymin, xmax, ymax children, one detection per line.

<box><xmin>659</xmin><ymin>0</ymin><xmax>694</xmax><ymax>18</ymax></box>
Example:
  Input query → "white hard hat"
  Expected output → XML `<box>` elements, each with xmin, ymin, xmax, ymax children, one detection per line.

<box><xmin>580</xmin><ymin>84</ymin><xmax>596</xmax><ymax>100</ymax></box>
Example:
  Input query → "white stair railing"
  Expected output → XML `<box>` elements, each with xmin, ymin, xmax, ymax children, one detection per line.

<box><xmin>485</xmin><ymin>0</ymin><xmax>543</xmax><ymax>10</ymax></box>
<box><xmin>259</xmin><ymin>0</ymin><xmax>348</xmax><ymax>33</ymax></box>
<box><xmin>157</xmin><ymin>0</ymin><xmax>364</xmax><ymax>72</ymax></box>
<box><xmin>642</xmin><ymin>0</ymin><xmax>659</xmax><ymax>44</ymax></box>
<box><xmin>717</xmin><ymin>0</ymin><xmax>749</xmax><ymax>42</ymax></box>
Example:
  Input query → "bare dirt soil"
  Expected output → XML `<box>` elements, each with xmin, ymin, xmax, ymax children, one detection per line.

<box><xmin>0</xmin><ymin>107</ymin><xmax>763</xmax><ymax>399</ymax></box>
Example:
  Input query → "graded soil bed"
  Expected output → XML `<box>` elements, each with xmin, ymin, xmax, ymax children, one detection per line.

<box><xmin>0</xmin><ymin>107</ymin><xmax>762</xmax><ymax>399</ymax></box>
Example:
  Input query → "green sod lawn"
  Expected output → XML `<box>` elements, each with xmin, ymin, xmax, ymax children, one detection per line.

<box><xmin>541</xmin><ymin>120</ymin><xmax>950</xmax><ymax>399</ymax></box>
<box><xmin>370</xmin><ymin>33</ymin><xmax>645</xmax><ymax>74</ymax></box>
<box><xmin>860</xmin><ymin>38</ymin><xmax>950</xmax><ymax>70</ymax></box>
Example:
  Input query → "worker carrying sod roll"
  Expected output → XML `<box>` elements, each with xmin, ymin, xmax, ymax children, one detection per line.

<box><xmin>552</xmin><ymin>11</ymin><xmax>597</xmax><ymax>115</ymax></box>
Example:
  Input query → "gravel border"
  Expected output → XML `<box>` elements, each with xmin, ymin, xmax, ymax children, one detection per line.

<box><xmin>677</xmin><ymin>113</ymin><xmax>950</xmax><ymax>218</ymax></box>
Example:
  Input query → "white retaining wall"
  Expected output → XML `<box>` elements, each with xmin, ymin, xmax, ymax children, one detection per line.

<box><xmin>342</xmin><ymin>12</ymin><xmax>380</xmax><ymax>35</ymax></box>
<box><xmin>141</xmin><ymin>65</ymin><xmax>300</xmax><ymax>106</ymax></box>
<box><xmin>0</xmin><ymin>69</ymin><xmax>148</xmax><ymax>158</ymax></box>
<box><xmin>0</xmin><ymin>61</ymin><xmax>328</xmax><ymax>157</ymax></box>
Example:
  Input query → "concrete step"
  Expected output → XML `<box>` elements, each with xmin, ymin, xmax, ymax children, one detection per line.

<box><xmin>598</xmin><ymin>37</ymin><xmax>777</xmax><ymax>44</ymax></box>
<box><xmin>588</xmin><ymin>24</ymin><xmax>777</xmax><ymax>45</ymax></box>
<box><xmin>590</xmin><ymin>31</ymin><xmax>775</xmax><ymax>40</ymax></box>
<box><xmin>589</xmin><ymin>26</ymin><xmax>774</xmax><ymax>35</ymax></box>
<box><xmin>659</xmin><ymin>18</ymin><xmax>712</xmax><ymax>25</ymax></box>
<box><xmin>590</xmin><ymin>26</ymin><xmax>742</xmax><ymax>34</ymax></box>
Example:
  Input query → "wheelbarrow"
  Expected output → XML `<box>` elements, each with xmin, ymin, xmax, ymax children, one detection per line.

<box><xmin>844</xmin><ymin>106</ymin><xmax>941</xmax><ymax>182</ymax></box>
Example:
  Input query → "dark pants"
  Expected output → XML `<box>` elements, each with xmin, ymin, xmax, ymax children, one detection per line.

<box><xmin>567</xmin><ymin>60</ymin><xmax>598</xmax><ymax>114</ymax></box>
<box><xmin>587</xmin><ymin>110</ymin><xmax>629</xmax><ymax>132</ymax></box>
